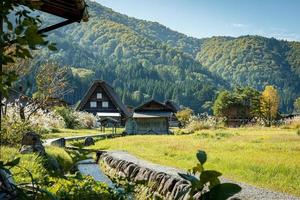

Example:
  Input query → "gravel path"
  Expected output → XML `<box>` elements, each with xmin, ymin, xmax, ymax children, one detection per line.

<box><xmin>106</xmin><ymin>150</ymin><xmax>300</xmax><ymax>200</ymax></box>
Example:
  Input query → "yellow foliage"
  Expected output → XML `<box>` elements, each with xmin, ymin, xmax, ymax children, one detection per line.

<box><xmin>260</xmin><ymin>85</ymin><xmax>280</xmax><ymax>125</ymax></box>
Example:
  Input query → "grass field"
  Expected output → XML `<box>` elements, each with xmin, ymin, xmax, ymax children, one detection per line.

<box><xmin>90</xmin><ymin>127</ymin><xmax>300</xmax><ymax>196</ymax></box>
<box><xmin>42</xmin><ymin>128</ymin><xmax>124</xmax><ymax>139</ymax></box>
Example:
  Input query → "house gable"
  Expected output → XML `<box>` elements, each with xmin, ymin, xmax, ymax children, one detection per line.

<box><xmin>77</xmin><ymin>80</ymin><xmax>130</xmax><ymax>118</ymax></box>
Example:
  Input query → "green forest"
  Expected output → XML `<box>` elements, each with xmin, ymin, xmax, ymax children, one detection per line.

<box><xmin>18</xmin><ymin>0</ymin><xmax>300</xmax><ymax>113</ymax></box>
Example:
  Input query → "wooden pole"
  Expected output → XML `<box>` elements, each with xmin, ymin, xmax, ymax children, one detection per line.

<box><xmin>0</xmin><ymin>3</ymin><xmax>3</xmax><ymax>158</ymax></box>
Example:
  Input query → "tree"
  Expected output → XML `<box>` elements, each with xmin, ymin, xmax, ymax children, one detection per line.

<box><xmin>260</xmin><ymin>85</ymin><xmax>280</xmax><ymax>126</ymax></box>
<box><xmin>294</xmin><ymin>97</ymin><xmax>300</xmax><ymax>114</ymax></box>
<box><xmin>17</xmin><ymin>63</ymin><xmax>72</xmax><ymax>121</ymax></box>
<box><xmin>175</xmin><ymin>107</ymin><xmax>193</xmax><ymax>127</ymax></box>
<box><xmin>212</xmin><ymin>87</ymin><xmax>261</xmax><ymax>124</ymax></box>
<box><xmin>1</xmin><ymin>1</ymin><xmax>55</xmax><ymax>96</ymax></box>
<box><xmin>212</xmin><ymin>91</ymin><xmax>234</xmax><ymax>118</ymax></box>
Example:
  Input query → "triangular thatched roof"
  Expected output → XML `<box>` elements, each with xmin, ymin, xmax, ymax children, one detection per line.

<box><xmin>76</xmin><ymin>80</ymin><xmax>130</xmax><ymax>117</ymax></box>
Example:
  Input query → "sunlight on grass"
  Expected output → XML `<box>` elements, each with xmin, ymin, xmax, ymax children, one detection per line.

<box><xmin>42</xmin><ymin>128</ymin><xmax>124</xmax><ymax>139</ymax></box>
<box><xmin>91</xmin><ymin>127</ymin><xmax>300</xmax><ymax>197</ymax></box>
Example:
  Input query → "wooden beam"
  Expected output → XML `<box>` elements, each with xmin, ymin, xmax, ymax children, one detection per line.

<box><xmin>38</xmin><ymin>19</ymin><xmax>77</xmax><ymax>34</ymax></box>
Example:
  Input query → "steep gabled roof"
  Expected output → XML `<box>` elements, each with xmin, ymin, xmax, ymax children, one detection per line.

<box><xmin>76</xmin><ymin>80</ymin><xmax>130</xmax><ymax>117</ymax></box>
<box><xmin>134</xmin><ymin>99</ymin><xmax>173</xmax><ymax>112</ymax></box>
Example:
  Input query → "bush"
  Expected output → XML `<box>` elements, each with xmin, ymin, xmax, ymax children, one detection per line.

<box><xmin>54</xmin><ymin>107</ymin><xmax>97</xmax><ymax>129</ymax></box>
<box><xmin>48</xmin><ymin>175</ymin><xmax>116</xmax><ymax>200</ymax></box>
<box><xmin>1</xmin><ymin>117</ymin><xmax>44</xmax><ymax>146</ymax></box>
<box><xmin>297</xmin><ymin>129</ymin><xmax>300</xmax><ymax>136</ymax></box>
<box><xmin>185</xmin><ymin>114</ymin><xmax>220</xmax><ymax>133</ymax></box>
<box><xmin>75</xmin><ymin>111</ymin><xmax>97</xmax><ymax>129</ymax></box>
<box><xmin>54</xmin><ymin>106</ymin><xmax>79</xmax><ymax>129</ymax></box>
<box><xmin>175</xmin><ymin>108</ymin><xmax>193</xmax><ymax>127</ymax></box>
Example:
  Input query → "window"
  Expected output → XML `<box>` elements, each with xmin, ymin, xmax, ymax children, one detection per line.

<box><xmin>90</xmin><ymin>101</ymin><xmax>97</xmax><ymax>108</ymax></box>
<box><xmin>102</xmin><ymin>101</ymin><xmax>109</xmax><ymax>108</ymax></box>
<box><xmin>97</xmin><ymin>93</ymin><xmax>102</xmax><ymax>99</ymax></box>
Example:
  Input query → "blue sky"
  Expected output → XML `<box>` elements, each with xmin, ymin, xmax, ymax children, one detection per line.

<box><xmin>95</xmin><ymin>0</ymin><xmax>300</xmax><ymax>41</ymax></box>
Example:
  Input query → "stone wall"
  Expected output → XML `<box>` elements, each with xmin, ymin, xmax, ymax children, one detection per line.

<box><xmin>99</xmin><ymin>152</ymin><xmax>192</xmax><ymax>200</ymax></box>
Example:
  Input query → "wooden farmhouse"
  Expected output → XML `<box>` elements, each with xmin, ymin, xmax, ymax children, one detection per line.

<box><xmin>125</xmin><ymin>100</ymin><xmax>174</xmax><ymax>134</ymax></box>
<box><xmin>76</xmin><ymin>80</ymin><xmax>130</xmax><ymax>124</ymax></box>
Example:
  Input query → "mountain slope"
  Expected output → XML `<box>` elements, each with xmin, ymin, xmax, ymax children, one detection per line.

<box><xmin>27</xmin><ymin>1</ymin><xmax>300</xmax><ymax>113</ymax></box>
<box><xmin>196</xmin><ymin>36</ymin><xmax>300</xmax><ymax>112</ymax></box>
<box><xmin>31</xmin><ymin>2</ymin><xmax>226</xmax><ymax>113</ymax></box>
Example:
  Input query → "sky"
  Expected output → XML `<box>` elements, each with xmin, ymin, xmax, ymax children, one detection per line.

<box><xmin>95</xmin><ymin>0</ymin><xmax>300</xmax><ymax>41</ymax></box>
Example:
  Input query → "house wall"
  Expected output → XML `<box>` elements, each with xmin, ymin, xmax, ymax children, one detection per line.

<box><xmin>134</xmin><ymin>117</ymin><xmax>169</xmax><ymax>134</ymax></box>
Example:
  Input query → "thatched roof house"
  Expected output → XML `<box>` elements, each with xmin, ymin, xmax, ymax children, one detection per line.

<box><xmin>126</xmin><ymin>100</ymin><xmax>174</xmax><ymax>134</ymax></box>
<box><xmin>76</xmin><ymin>80</ymin><xmax>130</xmax><ymax>123</ymax></box>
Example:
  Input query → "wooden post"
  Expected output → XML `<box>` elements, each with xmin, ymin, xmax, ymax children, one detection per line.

<box><xmin>0</xmin><ymin>5</ymin><xmax>3</xmax><ymax>158</ymax></box>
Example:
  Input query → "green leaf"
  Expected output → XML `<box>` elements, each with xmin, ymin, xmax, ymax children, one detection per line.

<box><xmin>48</xmin><ymin>43</ymin><xmax>57</xmax><ymax>51</ymax></box>
<box><xmin>199</xmin><ymin>170</ymin><xmax>222</xmax><ymax>189</ymax></box>
<box><xmin>4</xmin><ymin>157</ymin><xmax>20</xmax><ymax>168</ymax></box>
<box><xmin>7</xmin><ymin>21</ymin><xmax>13</xmax><ymax>30</ymax></box>
<box><xmin>178</xmin><ymin>173</ymin><xmax>199</xmax><ymax>185</ymax></box>
<box><xmin>192</xmin><ymin>163</ymin><xmax>203</xmax><ymax>174</ymax></box>
<box><xmin>206</xmin><ymin>183</ymin><xmax>242</xmax><ymax>200</ymax></box>
<box><xmin>196</xmin><ymin>150</ymin><xmax>207</xmax><ymax>165</ymax></box>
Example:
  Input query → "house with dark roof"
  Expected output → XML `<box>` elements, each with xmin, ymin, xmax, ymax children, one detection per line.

<box><xmin>76</xmin><ymin>80</ymin><xmax>130</xmax><ymax>123</ymax></box>
<box><xmin>125</xmin><ymin>100</ymin><xmax>174</xmax><ymax>134</ymax></box>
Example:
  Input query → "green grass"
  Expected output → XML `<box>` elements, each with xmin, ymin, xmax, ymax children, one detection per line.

<box><xmin>0</xmin><ymin>146</ymin><xmax>73</xmax><ymax>182</ymax></box>
<box><xmin>42</xmin><ymin>128</ymin><xmax>124</xmax><ymax>139</ymax></box>
<box><xmin>91</xmin><ymin>127</ymin><xmax>300</xmax><ymax>197</ymax></box>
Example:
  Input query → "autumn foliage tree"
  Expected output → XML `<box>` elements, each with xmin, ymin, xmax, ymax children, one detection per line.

<box><xmin>260</xmin><ymin>85</ymin><xmax>280</xmax><ymax>126</ymax></box>
<box><xmin>175</xmin><ymin>107</ymin><xmax>193</xmax><ymax>127</ymax></box>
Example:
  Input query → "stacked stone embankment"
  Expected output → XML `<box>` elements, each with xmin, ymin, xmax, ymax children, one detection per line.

<box><xmin>100</xmin><ymin>152</ymin><xmax>192</xmax><ymax>200</ymax></box>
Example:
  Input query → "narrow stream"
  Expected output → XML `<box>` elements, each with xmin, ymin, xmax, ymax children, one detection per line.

<box><xmin>77</xmin><ymin>158</ymin><xmax>115</xmax><ymax>188</ymax></box>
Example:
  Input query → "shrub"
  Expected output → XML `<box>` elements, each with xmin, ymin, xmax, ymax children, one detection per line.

<box><xmin>176</xmin><ymin>108</ymin><xmax>193</xmax><ymax>127</ymax></box>
<box><xmin>54</xmin><ymin>106</ymin><xmax>79</xmax><ymax>129</ymax></box>
<box><xmin>48</xmin><ymin>175</ymin><xmax>116</xmax><ymax>200</ymax></box>
<box><xmin>185</xmin><ymin>114</ymin><xmax>220</xmax><ymax>132</ymax></box>
<box><xmin>75</xmin><ymin>111</ymin><xmax>97</xmax><ymax>129</ymax></box>
<box><xmin>54</xmin><ymin>107</ymin><xmax>97</xmax><ymax>129</ymax></box>
<box><xmin>1</xmin><ymin>117</ymin><xmax>43</xmax><ymax>146</ymax></box>
<box><xmin>297</xmin><ymin>129</ymin><xmax>300</xmax><ymax>136</ymax></box>
<box><xmin>5</xmin><ymin>103</ymin><xmax>65</xmax><ymax>130</ymax></box>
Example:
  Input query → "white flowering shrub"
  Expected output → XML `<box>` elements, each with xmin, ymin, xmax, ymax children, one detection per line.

<box><xmin>5</xmin><ymin>102</ymin><xmax>65</xmax><ymax>129</ymax></box>
<box><xmin>75</xmin><ymin>111</ymin><xmax>97</xmax><ymax>129</ymax></box>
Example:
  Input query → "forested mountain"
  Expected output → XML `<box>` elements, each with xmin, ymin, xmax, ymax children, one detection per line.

<box><xmin>196</xmin><ymin>36</ymin><xmax>300</xmax><ymax>112</ymax></box>
<box><xmin>23</xmin><ymin>1</ymin><xmax>300</xmax><ymax>113</ymax></box>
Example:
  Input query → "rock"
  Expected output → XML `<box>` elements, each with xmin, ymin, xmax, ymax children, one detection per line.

<box><xmin>20</xmin><ymin>143</ymin><xmax>45</xmax><ymax>155</ymax></box>
<box><xmin>21</xmin><ymin>131</ymin><xmax>41</xmax><ymax>146</ymax></box>
<box><xmin>100</xmin><ymin>153</ymin><xmax>191</xmax><ymax>200</ymax></box>
<box><xmin>19</xmin><ymin>145</ymin><xmax>34</xmax><ymax>154</ymax></box>
<box><xmin>20</xmin><ymin>132</ymin><xmax>45</xmax><ymax>155</ymax></box>
<box><xmin>51</xmin><ymin>138</ymin><xmax>65</xmax><ymax>147</ymax></box>
<box><xmin>84</xmin><ymin>137</ymin><xmax>95</xmax><ymax>146</ymax></box>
